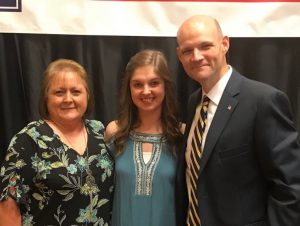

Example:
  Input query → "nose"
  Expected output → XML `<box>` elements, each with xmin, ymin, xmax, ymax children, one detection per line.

<box><xmin>142</xmin><ymin>85</ymin><xmax>151</xmax><ymax>94</ymax></box>
<box><xmin>191</xmin><ymin>48</ymin><xmax>203</xmax><ymax>61</ymax></box>
<box><xmin>63</xmin><ymin>91</ymin><xmax>73</xmax><ymax>102</ymax></box>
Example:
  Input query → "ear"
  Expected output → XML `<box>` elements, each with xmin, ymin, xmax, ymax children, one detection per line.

<box><xmin>176</xmin><ymin>46</ymin><xmax>183</xmax><ymax>62</ymax></box>
<box><xmin>222</xmin><ymin>36</ymin><xmax>230</xmax><ymax>53</ymax></box>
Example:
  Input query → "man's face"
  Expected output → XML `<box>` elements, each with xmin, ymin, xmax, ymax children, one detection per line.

<box><xmin>177</xmin><ymin>20</ymin><xmax>229</xmax><ymax>90</ymax></box>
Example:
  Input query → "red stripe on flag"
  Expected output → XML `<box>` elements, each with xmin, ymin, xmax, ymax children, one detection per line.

<box><xmin>92</xmin><ymin>0</ymin><xmax>300</xmax><ymax>2</ymax></box>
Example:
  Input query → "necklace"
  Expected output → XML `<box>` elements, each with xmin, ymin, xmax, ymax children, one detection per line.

<box><xmin>48</xmin><ymin>119</ymin><xmax>95</xmax><ymax>210</ymax></box>
<box><xmin>48</xmin><ymin>120</ymin><xmax>87</xmax><ymax>155</ymax></box>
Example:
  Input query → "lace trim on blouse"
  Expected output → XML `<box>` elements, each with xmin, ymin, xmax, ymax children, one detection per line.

<box><xmin>130</xmin><ymin>131</ymin><xmax>165</xmax><ymax>196</ymax></box>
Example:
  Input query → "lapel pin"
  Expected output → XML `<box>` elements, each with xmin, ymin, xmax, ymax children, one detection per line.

<box><xmin>227</xmin><ymin>105</ymin><xmax>232</xmax><ymax>110</ymax></box>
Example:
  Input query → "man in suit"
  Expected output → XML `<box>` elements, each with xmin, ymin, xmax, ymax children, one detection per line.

<box><xmin>176</xmin><ymin>15</ymin><xmax>300</xmax><ymax>226</ymax></box>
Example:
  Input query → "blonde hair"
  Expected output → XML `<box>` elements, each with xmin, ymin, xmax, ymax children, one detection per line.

<box><xmin>38</xmin><ymin>58</ymin><xmax>94</xmax><ymax>119</ymax></box>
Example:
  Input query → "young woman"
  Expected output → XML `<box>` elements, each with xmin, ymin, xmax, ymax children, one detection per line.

<box><xmin>105</xmin><ymin>49</ymin><xmax>184</xmax><ymax>226</ymax></box>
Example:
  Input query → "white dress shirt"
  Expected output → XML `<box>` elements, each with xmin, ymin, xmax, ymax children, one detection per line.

<box><xmin>185</xmin><ymin>65</ymin><xmax>233</xmax><ymax>206</ymax></box>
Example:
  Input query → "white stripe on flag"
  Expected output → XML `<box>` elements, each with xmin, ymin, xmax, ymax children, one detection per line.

<box><xmin>0</xmin><ymin>0</ymin><xmax>299</xmax><ymax>37</ymax></box>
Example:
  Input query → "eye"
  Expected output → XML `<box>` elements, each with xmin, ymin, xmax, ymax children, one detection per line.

<box><xmin>150</xmin><ymin>80</ymin><xmax>160</xmax><ymax>87</ymax></box>
<box><xmin>54</xmin><ymin>90</ymin><xmax>64</xmax><ymax>96</ymax></box>
<box><xmin>182</xmin><ymin>48</ymin><xmax>193</xmax><ymax>56</ymax></box>
<box><xmin>201</xmin><ymin>43</ymin><xmax>214</xmax><ymax>50</ymax></box>
<box><xmin>132</xmin><ymin>82</ymin><xmax>143</xmax><ymax>88</ymax></box>
<box><xmin>72</xmin><ymin>89</ymin><xmax>82</xmax><ymax>96</ymax></box>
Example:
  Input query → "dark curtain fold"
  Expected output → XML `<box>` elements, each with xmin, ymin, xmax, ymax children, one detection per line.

<box><xmin>0</xmin><ymin>34</ymin><xmax>299</xmax><ymax>162</ymax></box>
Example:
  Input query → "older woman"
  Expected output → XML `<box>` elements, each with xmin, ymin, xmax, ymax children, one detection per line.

<box><xmin>0</xmin><ymin>59</ymin><xmax>114</xmax><ymax>226</ymax></box>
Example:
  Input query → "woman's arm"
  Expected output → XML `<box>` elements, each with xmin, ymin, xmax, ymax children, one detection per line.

<box><xmin>0</xmin><ymin>197</ymin><xmax>21</xmax><ymax>226</ymax></box>
<box><xmin>180</xmin><ymin>122</ymin><xmax>186</xmax><ymax>134</ymax></box>
<box><xmin>104</xmin><ymin>120</ymin><xmax>119</xmax><ymax>141</ymax></box>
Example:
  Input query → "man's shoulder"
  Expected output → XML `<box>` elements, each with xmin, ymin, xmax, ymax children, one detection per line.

<box><xmin>231</xmin><ymin>69</ymin><xmax>282</xmax><ymax>95</ymax></box>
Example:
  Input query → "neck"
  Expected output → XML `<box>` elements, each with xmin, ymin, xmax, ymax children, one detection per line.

<box><xmin>202</xmin><ymin>64</ymin><xmax>229</xmax><ymax>93</ymax></box>
<box><xmin>135</xmin><ymin>110</ymin><xmax>162</xmax><ymax>134</ymax></box>
<box><xmin>46</xmin><ymin>118</ymin><xmax>87</xmax><ymax>155</ymax></box>
<box><xmin>47</xmin><ymin>118</ymin><xmax>84</xmax><ymax>134</ymax></box>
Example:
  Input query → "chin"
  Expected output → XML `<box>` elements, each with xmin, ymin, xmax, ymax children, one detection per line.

<box><xmin>194</xmin><ymin>73</ymin><xmax>210</xmax><ymax>82</ymax></box>
<box><xmin>138</xmin><ymin>106</ymin><xmax>155</xmax><ymax>112</ymax></box>
<box><xmin>62</xmin><ymin>115</ymin><xmax>82</xmax><ymax>121</ymax></box>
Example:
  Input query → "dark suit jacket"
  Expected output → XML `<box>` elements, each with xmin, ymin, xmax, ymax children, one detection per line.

<box><xmin>176</xmin><ymin>69</ymin><xmax>300</xmax><ymax>226</ymax></box>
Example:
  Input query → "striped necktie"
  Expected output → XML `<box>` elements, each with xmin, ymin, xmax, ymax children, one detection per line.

<box><xmin>187</xmin><ymin>95</ymin><xmax>210</xmax><ymax>226</ymax></box>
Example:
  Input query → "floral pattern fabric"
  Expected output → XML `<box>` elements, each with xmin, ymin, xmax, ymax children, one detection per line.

<box><xmin>0</xmin><ymin>119</ymin><xmax>114</xmax><ymax>226</ymax></box>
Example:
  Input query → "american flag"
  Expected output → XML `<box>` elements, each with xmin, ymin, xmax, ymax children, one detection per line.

<box><xmin>0</xmin><ymin>0</ymin><xmax>300</xmax><ymax>36</ymax></box>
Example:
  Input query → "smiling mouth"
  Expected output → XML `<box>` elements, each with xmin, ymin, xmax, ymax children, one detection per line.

<box><xmin>141</xmin><ymin>97</ymin><xmax>154</xmax><ymax>103</ymax></box>
<box><xmin>193</xmin><ymin>64</ymin><xmax>208</xmax><ymax>69</ymax></box>
<box><xmin>61</xmin><ymin>107</ymin><xmax>75</xmax><ymax>110</ymax></box>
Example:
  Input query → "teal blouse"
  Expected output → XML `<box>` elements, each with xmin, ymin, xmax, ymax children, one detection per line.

<box><xmin>108</xmin><ymin>131</ymin><xmax>176</xmax><ymax>226</ymax></box>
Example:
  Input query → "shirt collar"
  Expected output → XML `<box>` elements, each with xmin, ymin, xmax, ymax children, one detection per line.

<box><xmin>203</xmin><ymin>65</ymin><xmax>232</xmax><ymax>106</ymax></box>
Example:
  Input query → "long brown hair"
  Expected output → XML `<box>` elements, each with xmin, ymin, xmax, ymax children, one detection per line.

<box><xmin>114</xmin><ymin>49</ymin><xmax>181</xmax><ymax>154</ymax></box>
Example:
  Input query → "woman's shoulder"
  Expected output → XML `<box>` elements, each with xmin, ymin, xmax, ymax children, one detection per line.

<box><xmin>85</xmin><ymin>119</ymin><xmax>105</xmax><ymax>132</ymax></box>
<box><xmin>105</xmin><ymin>120</ymin><xmax>119</xmax><ymax>141</ymax></box>
<box><xmin>6</xmin><ymin>120</ymin><xmax>46</xmax><ymax>155</ymax></box>
<box><xmin>14</xmin><ymin>120</ymin><xmax>46</xmax><ymax>137</ymax></box>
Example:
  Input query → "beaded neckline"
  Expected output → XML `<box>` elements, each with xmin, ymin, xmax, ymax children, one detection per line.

<box><xmin>129</xmin><ymin>130</ymin><xmax>166</xmax><ymax>143</ymax></box>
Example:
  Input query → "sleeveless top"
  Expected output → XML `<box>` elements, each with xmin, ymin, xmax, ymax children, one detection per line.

<box><xmin>108</xmin><ymin>131</ymin><xmax>177</xmax><ymax>226</ymax></box>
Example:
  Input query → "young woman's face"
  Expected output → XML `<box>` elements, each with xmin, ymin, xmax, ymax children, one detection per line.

<box><xmin>47</xmin><ymin>70</ymin><xmax>88</xmax><ymax>124</ymax></box>
<box><xmin>130</xmin><ymin>65</ymin><xmax>165</xmax><ymax>115</ymax></box>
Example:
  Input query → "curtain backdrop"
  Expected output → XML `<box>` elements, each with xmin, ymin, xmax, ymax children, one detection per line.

<box><xmin>0</xmin><ymin>33</ymin><xmax>299</xmax><ymax>162</ymax></box>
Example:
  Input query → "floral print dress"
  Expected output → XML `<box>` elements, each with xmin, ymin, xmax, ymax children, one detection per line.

<box><xmin>0</xmin><ymin>119</ymin><xmax>114</xmax><ymax>226</ymax></box>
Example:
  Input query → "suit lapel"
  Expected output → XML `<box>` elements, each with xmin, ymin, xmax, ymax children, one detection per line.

<box><xmin>198</xmin><ymin>70</ymin><xmax>242</xmax><ymax>175</ymax></box>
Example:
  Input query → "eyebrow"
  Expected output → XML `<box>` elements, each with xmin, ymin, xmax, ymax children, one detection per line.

<box><xmin>131</xmin><ymin>77</ymin><xmax>162</xmax><ymax>82</ymax></box>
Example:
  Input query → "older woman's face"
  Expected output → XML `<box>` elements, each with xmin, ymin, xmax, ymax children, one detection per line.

<box><xmin>46</xmin><ymin>70</ymin><xmax>88</xmax><ymax>124</ymax></box>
